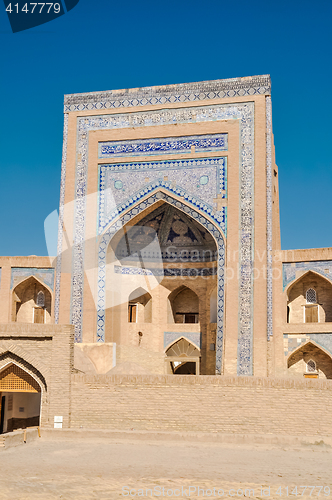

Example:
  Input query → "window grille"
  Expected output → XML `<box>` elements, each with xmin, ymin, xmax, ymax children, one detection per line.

<box><xmin>0</xmin><ymin>364</ymin><xmax>41</xmax><ymax>393</ymax></box>
<box><xmin>306</xmin><ymin>359</ymin><xmax>316</xmax><ymax>373</ymax></box>
<box><xmin>306</xmin><ymin>288</ymin><xmax>316</xmax><ymax>304</ymax></box>
<box><xmin>36</xmin><ymin>291</ymin><xmax>45</xmax><ymax>308</ymax></box>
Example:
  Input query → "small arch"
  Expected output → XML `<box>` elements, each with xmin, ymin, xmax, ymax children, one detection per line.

<box><xmin>287</xmin><ymin>341</ymin><xmax>332</xmax><ymax>379</ymax></box>
<box><xmin>128</xmin><ymin>287</ymin><xmax>152</xmax><ymax>323</ymax></box>
<box><xmin>167</xmin><ymin>286</ymin><xmax>199</xmax><ymax>324</ymax></box>
<box><xmin>286</xmin><ymin>271</ymin><xmax>332</xmax><ymax>323</ymax></box>
<box><xmin>12</xmin><ymin>276</ymin><xmax>52</xmax><ymax>324</ymax></box>
<box><xmin>165</xmin><ymin>337</ymin><xmax>201</xmax><ymax>356</ymax></box>
<box><xmin>165</xmin><ymin>337</ymin><xmax>200</xmax><ymax>375</ymax></box>
<box><xmin>0</xmin><ymin>361</ymin><xmax>42</xmax><ymax>434</ymax></box>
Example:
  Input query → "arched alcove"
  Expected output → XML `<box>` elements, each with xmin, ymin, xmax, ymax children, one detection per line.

<box><xmin>0</xmin><ymin>363</ymin><xmax>42</xmax><ymax>434</ymax></box>
<box><xmin>12</xmin><ymin>276</ymin><xmax>52</xmax><ymax>324</ymax></box>
<box><xmin>287</xmin><ymin>271</ymin><xmax>332</xmax><ymax>323</ymax></box>
<box><xmin>168</xmin><ymin>286</ymin><xmax>199</xmax><ymax>324</ymax></box>
<box><xmin>128</xmin><ymin>287</ymin><xmax>152</xmax><ymax>323</ymax></box>
<box><xmin>165</xmin><ymin>337</ymin><xmax>200</xmax><ymax>375</ymax></box>
<box><xmin>287</xmin><ymin>341</ymin><xmax>332</xmax><ymax>379</ymax></box>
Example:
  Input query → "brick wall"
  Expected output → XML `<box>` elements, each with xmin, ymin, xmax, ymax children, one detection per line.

<box><xmin>70</xmin><ymin>374</ymin><xmax>332</xmax><ymax>436</ymax></box>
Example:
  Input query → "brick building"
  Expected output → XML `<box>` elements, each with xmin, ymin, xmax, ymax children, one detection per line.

<box><xmin>0</xmin><ymin>75</ymin><xmax>331</xmax><ymax>435</ymax></box>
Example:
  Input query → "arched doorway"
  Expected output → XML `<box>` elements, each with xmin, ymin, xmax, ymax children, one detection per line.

<box><xmin>0</xmin><ymin>363</ymin><xmax>41</xmax><ymax>434</ymax></box>
<box><xmin>165</xmin><ymin>337</ymin><xmax>201</xmax><ymax>375</ymax></box>
<box><xmin>103</xmin><ymin>199</ymin><xmax>220</xmax><ymax>373</ymax></box>
<box><xmin>98</xmin><ymin>192</ymin><xmax>225</xmax><ymax>374</ymax></box>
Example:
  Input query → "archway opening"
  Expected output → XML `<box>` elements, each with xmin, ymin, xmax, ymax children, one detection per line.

<box><xmin>165</xmin><ymin>337</ymin><xmax>200</xmax><ymax>375</ymax></box>
<box><xmin>12</xmin><ymin>276</ymin><xmax>52</xmax><ymax>324</ymax></box>
<box><xmin>105</xmin><ymin>200</ymin><xmax>218</xmax><ymax>374</ymax></box>
<box><xmin>0</xmin><ymin>364</ymin><xmax>41</xmax><ymax>434</ymax></box>
<box><xmin>287</xmin><ymin>271</ymin><xmax>332</xmax><ymax>323</ymax></box>
<box><xmin>287</xmin><ymin>342</ymin><xmax>332</xmax><ymax>379</ymax></box>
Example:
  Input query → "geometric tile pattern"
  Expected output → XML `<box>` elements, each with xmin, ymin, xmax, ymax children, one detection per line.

<box><xmin>114</xmin><ymin>266</ymin><xmax>218</xmax><ymax>277</ymax></box>
<box><xmin>64</xmin><ymin>74</ymin><xmax>271</xmax><ymax>112</ymax></box>
<box><xmin>96</xmin><ymin>191</ymin><xmax>226</xmax><ymax>374</ymax></box>
<box><xmin>283</xmin><ymin>261</ymin><xmax>332</xmax><ymax>290</ymax></box>
<box><xmin>54</xmin><ymin>113</ymin><xmax>68</xmax><ymax>324</ymax></box>
<box><xmin>266</xmin><ymin>97</ymin><xmax>273</xmax><ymax>341</ymax></box>
<box><xmin>164</xmin><ymin>332</ymin><xmax>202</xmax><ymax>350</ymax></box>
<box><xmin>99</xmin><ymin>133</ymin><xmax>228</xmax><ymax>158</ymax></box>
<box><xmin>10</xmin><ymin>268</ymin><xmax>55</xmax><ymax>291</ymax></box>
<box><xmin>60</xmin><ymin>75</ymin><xmax>266</xmax><ymax>375</ymax></box>
<box><xmin>98</xmin><ymin>156</ymin><xmax>226</xmax><ymax>234</ymax></box>
<box><xmin>284</xmin><ymin>333</ymin><xmax>332</xmax><ymax>357</ymax></box>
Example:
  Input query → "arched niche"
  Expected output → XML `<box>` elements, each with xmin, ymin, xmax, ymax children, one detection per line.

<box><xmin>286</xmin><ymin>271</ymin><xmax>332</xmax><ymax>323</ymax></box>
<box><xmin>0</xmin><ymin>362</ymin><xmax>42</xmax><ymax>434</ymax></box>
<box><xmin>165</xmin><ymin>337</ymin><xmax>200</xmax><ymax>375</ymax></box>
<box><xmin>167</xmin><ymin>286</ymin><xmax>199</xmax><ymax>324</ymax></box>
<box><xmin>12</xmin><ymin>276</ymin><xmax>52</xmax><ymax>324</ymax></box>
<box><xmin>128</xmin><ymin>287</ymin><xmax>152</xmax><ymax>323</ymax></box>
<box><xmin>287</xmin><ymin>341</ymin><xmax>332</xmax><ymax>379</ymax></box>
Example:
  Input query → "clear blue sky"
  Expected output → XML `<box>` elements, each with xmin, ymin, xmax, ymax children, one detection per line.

<box><xmin>0</xmin><ymin>0</ymin><xmax>331</xmax><ymax>255</ymax></box>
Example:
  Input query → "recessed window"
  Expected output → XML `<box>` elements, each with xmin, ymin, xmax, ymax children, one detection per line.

<box><xmin>176</xmin><ymin>313</ymin><xmax>199</xmax><ymax>324</ymax></box>
<box><xmin>306</xmin><ymin>359</ymin><xmax>316</xmax><ymax>373</ymax></box>
<box><xmin>306</xmin><ymin>288</ymin><xmax>317</xmax><ymax>304</ymax></box>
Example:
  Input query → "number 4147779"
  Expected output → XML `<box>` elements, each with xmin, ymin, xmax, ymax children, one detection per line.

<box><xmin>6</xmin><ymin>3</ymin><xmax>61</xmax><ymax>14</ymax></box>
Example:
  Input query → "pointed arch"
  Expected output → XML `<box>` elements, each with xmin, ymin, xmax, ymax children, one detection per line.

<box><xmin>167</xmin><ymin>285</ymin><xmax>199</xmax><ymax>324</ymax></box>
<box><xmin>128</xmin><ymin>287</ymin><xmax>152</xmax><ymax>323</ymax></box>
<box><xmin>287</xmin><ymin>340</ymin><xmax>332</xmax><ymax>379</ymax></box>
<box><xmin>96</xmin><ymin>190</ymin><xmax>225</xmax><ymax>374</ymax></box>
<box><xmin>165</xmin><ymin>335</ymin><xmax>201</xmax><ymax>353</ymax></box>
<box><xmin>12</xmin><ymin>275</ymin><xmax>52</xmax><ymax>324</ymax></box>
<box><xmin>286</xmin><ymin>270</ymin><xmax>332</xmax><ymax>323</ymax></box>
<box><xmin>0</xmin><ymin>347</ymin><xmax>47</xmax><ymax>391</ymax></box>
<box><xmin>285</xmin><ymin>269</ymin><xmax>332</xmax><ymax>296</ymax></box>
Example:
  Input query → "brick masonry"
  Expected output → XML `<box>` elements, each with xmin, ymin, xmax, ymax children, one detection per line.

<box><xmin>70</xmin><ymin>374</ymin><xmax>332</xmax><ymax>437</ymax></box>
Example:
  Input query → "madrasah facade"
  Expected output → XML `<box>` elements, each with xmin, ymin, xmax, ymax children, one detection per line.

<box><xmin>0</xmin><ymin>75</ymin><xmax>332</xmax><ymax>435</ymax></box>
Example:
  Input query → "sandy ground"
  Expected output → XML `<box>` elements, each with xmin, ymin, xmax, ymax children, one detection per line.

<box><xmin>0</xmin><ymin>438</ymin><xmax>331</xmax><ymax>499</ymax></box>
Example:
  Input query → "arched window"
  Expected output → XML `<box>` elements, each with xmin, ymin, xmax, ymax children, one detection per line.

<box><xmin>36</xmin><ymin>291</ymin><xmax>45</xmax><ymax>308</ymax></box>
<box><xmin>306</xmin><ymin>359</ymin><xmax>316</xmax><ymax>373</ymax></box>
<box><xmin>306</xmin><ymin>288</ymin><xmax>317</xmax><ymax>304</ymax></box>
<box><xmin>128</xmin><ymin>288</ymin><xmax>152</xmax><ymax>323</ymax></box>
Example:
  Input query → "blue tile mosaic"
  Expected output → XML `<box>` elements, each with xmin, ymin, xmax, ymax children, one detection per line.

<box><xmin>63</xmin><ymin>96</ymin><xmax>255</xmax><ymax>375</ymax></box>
<box><xmin>114</xmin><ymin>265</ymin><xmax>217</xmax><ymax>277</ymax></box>
<box><xmin>97</xmin><ymin>191</ymin><xmax>225</xmax><ymax>374</ymax></box>
<box><xmin>99</xmin><ymin>156</ymin><xmax>226</xmax><ymax>234</ymax></box>
<box><xmin>99</xmin><ymin>133</ymin><xmax>228</xmax><ymax>158</ymax></box>
<box><xmin>11</xmin><ymin>268</ymin><xmax>55</xmax><ymax>291</ymax></box>
<box><xmin>284</xmin><ymin>333</ymin><xmax>332</xmax><ymax>357</ymax></box>
<box><xmin>164</xmin><ymin>332</ymin><xmax>202</xmax><ymax>350</ymax></box>
<box><xmin>64</xmin><ymin>75</ymin><xmax>271</xmax><ymax>112</ymax></box>
<box><xmin>283</xmin><ymin>261</ymin><xmax>332</xmax><ymax>290</ymax></box>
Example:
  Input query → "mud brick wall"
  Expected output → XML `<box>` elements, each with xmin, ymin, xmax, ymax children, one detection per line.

<box><xmin>70</xmin><ymin>374</ymin><xmax>332</xmax><ymax>436</ymax></box>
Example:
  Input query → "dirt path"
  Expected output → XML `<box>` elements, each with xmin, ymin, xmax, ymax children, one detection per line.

<box><xmin>0</xmin><ymin>438</ymin><xmax>331</xmax><ymax>499</ymax></box>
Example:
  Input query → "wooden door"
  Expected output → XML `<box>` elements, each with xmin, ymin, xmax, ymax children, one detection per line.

<box><xmin>34</xmin><ymin>308</ymin><xmax>44</xmax><ymax>324</ymax></box>
<box><xmin>305</xmin><ymin>306</ymin><xmax>318</xmax><ymax>323</ymax></box>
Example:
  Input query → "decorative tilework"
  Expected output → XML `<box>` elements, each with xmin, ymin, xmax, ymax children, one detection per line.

<box><xmin>11</xmin><ymin>268</ymin><xmax>55</xmax><ymax>291</ymax></box>
<box><xmin>54</xmin><ymin>113</ymin><xmax>68</xmax><ymax>324</ymax></box>
<box><xmin>99</xmin><ymin>157</ymin><xmax>226</xmax><ymax>234</ymax></box>
<box><xmin>64</xmin><ymin>75</ymin><xmax>271</xmax><ymax>112</ymax></box>
<box><xmin>164</xmin><ymin>332</ymin><xmax>202</xmax><ymax>350</ymax></box>
<box><xmin>283</xmin><ymin>261</ymin><xmax>332</xmax><ymax>290</ymax></box>
<box><xmin>114</xmin><ymin>265</ymin><xmax>217</xmax><ymax>277</ymax></box>
<box><xmin>99</xmin><ymin>133</ymin><xmax>228</xmax><ymax>158</ymax></box>
<box><xmin>266</xmin><ymin>96</ymin><xmax>273</xmax><ymax>341</ymax></box>
<box><xmin>69</xmin><ymin>100</ymin><xmax>255</xmax><ymax>375</ymax></box>
<box><xmin>284</xmin><ymin>333</ymin><xmax>332</xmax><ymax>357</ymax></box>
<box><xmin>97</xmin><ymin>192</ymin><xmax>225</xmax><ymax>374</ymax></box>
